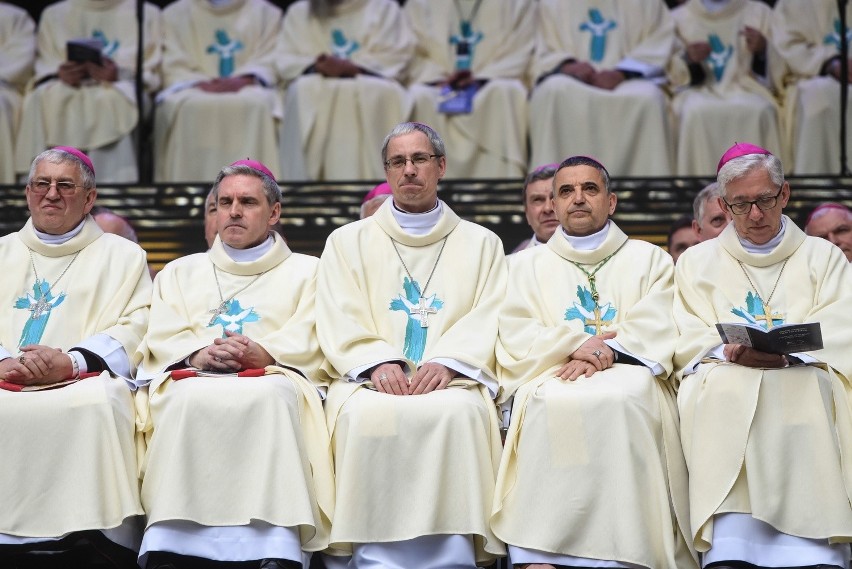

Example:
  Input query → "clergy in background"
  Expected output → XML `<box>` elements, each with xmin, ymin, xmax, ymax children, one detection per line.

<box><xmin>692</xmin><ymin>181</ymin><xmax>731</xmax><ymax>242</ymax></box>
<box><xmin>0</xmin><ymin>2</ymin><xmax>34</xmax><ymax>184</ymax></box>
<box><xmin>528</xmin><ymin>0</ymin><xmax>675</xmax><ymax>176</ymax></box>
<box><xmin>403</xmin><ymin>0</ymin><xmax>535</xmax><ymax>179</ymax></box>
<box><xmin>14</xmin><ymin>0</ymin><xmax>162</xmax><ymax>183</ymax></box>
<box><xmin>0</xmin><ymin>147</ymin><xmax>151</xmax><ymax>568</ymax></box>
<box><xmin>512</xmin><ymin>162</ymin><xmax>559</xmax><ymax>253</ymax></box>
<box><xmin>276</xmin><ymin>0</ymin><xmax>414</xmax><ymax>181</ymax></box>
<box><xmin>315</xmin><ymin>122</ymin><xmax>507</xmax><ymax>568</ymax></box>
<box><xmin>154</xmin><ymin>0</ymin><xmax>282</xmax><ymax>183</ymax></box>
<box><xmin>493</xmin><ymin>155</ymin><xmax>697</xmax><ymax>569</ymax></box>
<box><xmin>805</xmin><ymin>202</ymin><xmax>852</xmax><ymax>262</ymax></box>
<box><xmin>772</xmin><ymin>0</ymin><xmax>852</xmax><ymax>174</ymax></box>
<box><xmin>136</xmin><ymin>160</ymin><xmax>333</xmax><ymax>569</ymax></box>
<box><xmin>675</xmin><ymin>143</ymin><xmax>852</xmax><ymax>568</ymax></box>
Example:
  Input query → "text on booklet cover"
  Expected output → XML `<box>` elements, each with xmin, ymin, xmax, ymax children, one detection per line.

<box><xmin>715</xmin><ymin>322</ymin><xmax>823</xmax><ymax>355</ymax></box>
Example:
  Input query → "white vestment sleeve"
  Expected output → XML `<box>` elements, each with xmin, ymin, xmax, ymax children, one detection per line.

<box><xmin>0</xmin><ymin>346</ymin><xmax>11</xmax><ymax>360</ymax></box>
<box><xmin>604</xmin><ymin>339</ymin><xmax>665</xmax><ymax>377</ymax></box>
<box><xmin>430</xmin><ymin>357</ymin><xmax>498</xmax><ymax>398</ymax></box>
<box><xmin>345</xmin><ymin>359</ymin><xmax>412</xmax><ymax>383</ymax></box>
<box><xmin>75</xmin><ymin>333</ymin><xmax>134</xmax><ymax>387</ymax></box>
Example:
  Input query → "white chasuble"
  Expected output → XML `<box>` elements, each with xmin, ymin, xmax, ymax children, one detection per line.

<box><xmin>0</xmin><ymin>216</ymin><xmax>151</xmax><ymax>539</ymax></box>
<box><xmin>494</xmin><ymin>224</ymin><xmax>697</xmax><ymax>569</ymax></box>
<box><xmin>0</xmin><ymin>3</ymin><xmax>35</xmax><ymax>184</ymax></box>
<box><xmin>315</xmin><ymin>199</ymin><xmax>507</xmax><ymax>564</ymax></box>
<box><xmin>675</xmin><ymin>218</ymin><xmax>852</xmax><ymax>553</ymax></box>
<box><xmin>137</xmin><ymin>233</ymin><xmax>334</xmax><ymax>556</ymax></box>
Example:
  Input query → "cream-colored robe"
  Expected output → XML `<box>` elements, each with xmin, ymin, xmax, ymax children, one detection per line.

<box><xmin>315</xmin><ymin>199</ymin><xmax>507</xmax><ymax>563</ymax></box>
<box><xmin>136</xmin><ymin>233</ymin><xmax>333</xmax><ymax>551</ymax></box>
<box><xmin>154</xmin><ymin>0</ymin><xmax>282</xmax><ymax>183</ymax></box>
<box><xmin>670</xmin><ymin>0</ymin><xmax>784</xmax><ymax>176</ymax></box>
<box><xmin>0</xmin><ymin>3</ymin><xmax>34</xmax><ymax>184</ymax></box>
<box><xmin>403</xmin><ymin>0</ymin><xmax>534</xmax><ymax>179</ymax></box>
<box><xmin>772</xmin><ymin>0</ymin><xmax>852</xmax><ymax>174</ymax></box>
<box><xmin>493</xmin><ymin>224</ymin><xmax>696</xmax><ymax>569</ymax></box>
<box><xmin>276</xmin><ymin>0</ymin><xmax>413</xmax><ymax>181</ymax></box>
<box><xmin>0</xmin><ymin>216</ymin><xmax>151</xmax><ymax>538</ymax></box>
<box><xmin>14</xmin><ymin>0</ymin><xmax>161</xmax><ymax>183</ymax></box>
<box><xmin>674</xmin><ymin>218</ymin><xmax>852</xmax><ymax>552</ymax></box>
<box><xmin>529</xmin><ymin>0</ymin><xmax>675</xmax><ymax>177</ymax></box>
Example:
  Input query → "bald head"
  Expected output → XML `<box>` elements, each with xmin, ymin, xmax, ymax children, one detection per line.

<box><xmin>805</xmin><ymin>203</ymin><xmax>852</xmax><ymax>262</ymax></box>
<box><xmin>92</xmin><ymin>208</ymin><xmax>138</xmax><ymax>243</ymax></box>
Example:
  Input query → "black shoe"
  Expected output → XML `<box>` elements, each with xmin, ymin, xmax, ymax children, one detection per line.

<box><xmin>259</xmin><ymin>559</ymin><xmax>300</xmax><ymax>569</ymax></box>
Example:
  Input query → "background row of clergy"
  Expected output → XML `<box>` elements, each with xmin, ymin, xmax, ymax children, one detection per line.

<box><xmin>0</xmin><ymin>0</ymin><xmax>849</xmax><ymax>186</ymax></box>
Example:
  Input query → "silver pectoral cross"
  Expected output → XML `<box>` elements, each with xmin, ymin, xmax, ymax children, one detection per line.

<box><xmin>208</xmin><ymin>301</ymin><xmax>229</xmax><ymax>326</ymax></box>
<box><xmin>415</xmin><ymin>296</ymin><xmax>438</xmax><ymax>328</ymax></box>
<box><xmin>29</xmin><ymin>297</ymin><xmax>52</xmax><ymax>320</ymax></box>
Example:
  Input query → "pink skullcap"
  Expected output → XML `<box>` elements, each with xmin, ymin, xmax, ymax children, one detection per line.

<box><xmin>53</xmin><ymin>145</ymin><xmax>94</xmax><ymax>176</ymax></box>
<box><xmin>531</xmin><ymin>163</ymin><xmax>560</xmax><ymax>175</ymax></box>
<box><xmin>230</xmin><ymin>158</ymin><xmax>276</xmax><ymax>181</ymax></box>
<box><xmin>805</xmin><ymin>202</ymin><xmax>852</xmax><ymax>227</ymax></box>
<box><xmin>716</xmin><ymin>142</ymin><xmax>772</xmax><ymax>173</ymax></box>
<box><xmin>363</xmin><ymin>182</ymin><xmax>393</xmax><ymax>204</ymax></box>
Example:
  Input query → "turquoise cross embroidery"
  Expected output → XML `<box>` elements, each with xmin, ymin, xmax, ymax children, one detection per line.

<box><xmin>207</xmin><ymin>298</ymin><xmax>259</xmax><ymax>337</ymax></box>
<box><xmin>389</xmin><ymin>277</ymin><xmax>443</xmax><ymax>364</ymax></box>
<box><xmin>331</xmin><ymin>29</ymin><xmax>360</xmax><ymax>59</ymax></box>
<box><xmin>14</xmin><ymin>280</ymin><xmax>66</xmax><ymax>348</ymax></box>
<box><xmin>92</xmin><ymin>29</ymin><xmax>119</xmax><ymax>58</ymax></box>
<box><xmin>731</xmin><ymin>291</ymin><xmax>784</xmax><ymax>331</ymax></box>
<box><xmin>579</xmin><ymin>9</ymin><xmax>617</xmax><ymax>63</ymax></box>
<box><xmin>206</xmin><ymin>29</ymin><xmax>243</xmax><ymax>77</ymax></box>
<box><xmin>449</xmin><ymin>20</ymin><xmax>483</xmax><ymax>71</ymax></box>
<box><xmin>707</xmin><ymin>33</ymin><xmax>733</xmax><ymax>82</ymax></box>
<box><xmin>825</xmin><ymin>19</ymin><xmax>852</xmax><ymax>49</ymax></box>
<box><xmin>564</xmin><ymin>286</ymin><xmax>616</xmax><ymax>335</ymax></box>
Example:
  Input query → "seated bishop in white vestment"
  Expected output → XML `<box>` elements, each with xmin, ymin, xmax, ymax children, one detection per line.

<box><xmin>14</xmin><ymin>0</ymin><xmax>162</xmax><ymax>184</ymax></box>
<box><xmin>0</xmin><ymin>2</ymin><xmax>35</xmax><ymax>184</ymax></box>
<box><xmin>315</xmin><ymin>122</ymin><xmax>507</xmax><ymax>568</ymax></box>
<box><xmin>675</xmin><ymin>143</ymin><xmax>852</xmax><ymax>569</ymax></box>
<box><xmin>493</xmin><ymin>155</ymin><xmax>697</xmax><ymax>569</ymax></box>
<box><xmin>0</xmin><ymin>147</ymin><xmax>151</xmax><ymax>568</ymax></box>
<box><xmin>136</xmin><ymin>160</ymin><xmax>334</xmax><ymax>569</ymax></box>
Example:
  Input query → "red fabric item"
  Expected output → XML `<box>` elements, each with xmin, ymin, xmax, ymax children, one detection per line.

<box><xmin>170</xmin><ymin>368</ymin><xmax>267</xmax><ymax>381</ymax></box>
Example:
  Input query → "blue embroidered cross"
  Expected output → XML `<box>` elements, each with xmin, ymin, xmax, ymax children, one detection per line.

<box><xmin>207</xmin><ymin>298</ymin><xmax>259</xmax><ymax>337</ymax></box>
<box><xmin>14</xmin><ymin>280</ymin><xmax>66</xmax><ymax>348</ymax></box>
<box><xmin>92</xmin><ymin>29</ymin><xmax>119</xmax><ymax>58</ymax></box>
<box><xmin>331</xmin><ymin>29</ymin><xmax>360</xmax><ymax>59</ymax></box>
<box><xmin>731</xmin><ymin>291</ymin><xmax>784</xmax><ymax>331</ymax></box>
<box><xmin>206</xmin><ymin>29</ymin><xmax>244</xmax><ymax>77</ymax></box>
<box><xmin>389</xmin><ymin>277</ymin><xmax>443</xmax><ymax>364</ymax></box>
<box><xmin>707</xmin><ymin>33</ymin><xmax>733</xmax><ymax>82</ymax></box>
<box><xmin>579</xmin><ymin>9</ymin><xmax>617</xmax><ymax>63</ymax></box>
<box><xmin>449</xmin><ymin>20</ymin><xmax>483</xmax><ymax>71</ymax></box>
<box><xmin>825</xmin><ymin>19</ymin><xmax>852</xmax><ymax>49</ymax></box>
<box><xmin>564</xmin><ymin>286</ymin><xmax>616</xmax><ymax>335</ymax></box>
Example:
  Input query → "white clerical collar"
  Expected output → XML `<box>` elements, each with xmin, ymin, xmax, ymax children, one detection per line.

<box><xmin>33</xmin><ymin>218</ymin><xmax>86</xmax><ymax>245</ymax></box>
<box><xmin>561</xmin><ymin>221</ymin><xmax>611</xmax><ymax>251</ymax></box>
<box><xmin>222</xmin><ymin>234</ymin><xmax>274</xmax><ymax>262</ymax></box>
<box><xmin>390</xmin><ymin>200</ymin><xmax>443</xmax><ymax>236</ymax></box>
<box><xmin>701</xmin><ymin>0</ymin><xmax>731</xmax><ymax>13</ymax></box>
<box><xmin>738</xmin><ymin>216</ymin><xmax>786</xmax><ymax>254</ymax></box>
<box><xmin>529</xmin><ymin>234</ymin><xmax>542</xmax><ymax>247</ymax></box>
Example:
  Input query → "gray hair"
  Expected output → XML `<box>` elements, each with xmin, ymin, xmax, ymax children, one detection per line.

<box><xmin>210</xmin><ymin>164</ymin><xmax>282</xmax><ymax>206</ymax></box>
<box><xmin>522</xmin><ymin>163</ymin><xmax>559</xmax><ymax>201</ymax></box>
<box><xmin>28</xmin><ymin>148</ymin><xmax>96</xmax><ymax>189</ymax></box>
<box><xmin>555</xmin><ymin>155</ymin><xmax>612</xmax><ymax>193</ymax></box>
<box><xmin>381</xmin><ymin>122</ymin><xmax>446</xmax><ymax>164</ymax></box>
<box><xmin>717</xmin><ymin>153</ymin><xmax>784</xmax><ymax>198</ymax></box>
<box><xmin>692</xmin><ymin>182</ymin><xmax>720</xmax><ymax>221</ymax></box>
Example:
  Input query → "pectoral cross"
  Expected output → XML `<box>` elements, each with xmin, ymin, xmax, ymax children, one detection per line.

<box><xmin>416</xmin><ymin>296</ymin><xmax>437</xmax><ymax>328</ymax></box>
<box><xmin>208</xmin><ymin>301</ymin><xmax>229</xmax><ymax>326</ymax></box>
<box><xmin>29</xmin><ymin>296</ymin><xmax>52</xmax><ymax>320</ymax></box>
<box><xmin>584</xmin><ymin>306</ymin><xmax>612</xmax><ymax>335</ymax></box>
<box><xmin>755</xmin><ymin>302</ymin><xmax>783</xmax><ymax>330</ymax></box>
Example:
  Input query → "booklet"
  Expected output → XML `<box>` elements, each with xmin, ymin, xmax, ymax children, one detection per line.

<box><xmin>67</xmin><ymin>38</ymin><xmax>104</xmax><ymax>65</ymax></box>
<box><xmin>715</xmin><ymin>321</ymin><xmax>823</xmax><ymax>355</ymax></box>
<box><xmin>437</xmin><ymin>83</ymin><xmax>478</xmax><ymax>115</ymax></box>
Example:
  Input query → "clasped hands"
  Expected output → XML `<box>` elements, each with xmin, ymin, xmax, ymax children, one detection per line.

<box><xmin>189</xmin><ymin>331</ymin><xmax>274</xmax><ymax>372</ymax></box>
<box><xmin>559</xmin><ymin>61</ymin><xmax>625</xmax><ymax>90</ymax></box>
<box><xmin>555</xmin><ymin>332</ymin><xmax>617</xmax><ymax>381</ymax></box>
<box><xmin>0</xmin><ymin>345</ymin><xmax>74</xmax><ymax>386</ymax></box>
<box><xmin>58</xmin><ymin>57</ymin><xmax>118</xmax><ymax>87</ymax></box>
<box><xmin>370</xmin><ymin>361</ymin><xmax>456</xmax><ymax>396</ymax></box>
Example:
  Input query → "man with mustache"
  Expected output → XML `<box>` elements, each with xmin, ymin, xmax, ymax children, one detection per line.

<box><xmin>136</xmin><ymin>159</ymin><xmax>333</xmax><ymax>569</ymax></box>
<box><xmin>675</xmin><ymin>143</ymin><xmax>852</xmax><ymax>568</ymax></box>
<box><xmin>315</xmin><ymin>122</ymin><xmax>507</xmax><ymax>568</ymax></box>
<box><xmin>0</xmin><ymin>146</ymin><xmax>151</xmax><ymax>568</ymax></box>
<box><xmin>512</xmin><ymin>163</ymin><xmax>559</xmax><ymax>253</ymax></box>
<box><xmin>494</xmin><ymin>155</ymin><xmax>696</xmax><ymax>569</ymax></box>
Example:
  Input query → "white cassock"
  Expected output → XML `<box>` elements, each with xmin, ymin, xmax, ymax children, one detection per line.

<box><xmin>675</xmin><ymin>218</ymin><xmax>852</xmax><ymax>568</ymax></box>
<box><xmin>154</xmin><ymin>0</ymin><xmax>282</xmax><ymax>183</ymax></box>
<box><xmin>0</xmin><ymin>3</ymin><xmax>34</xmax><ymax>184</ymax></box>
<box><xmin>0</xmin><ymin>216</ymin><xmax>151</xmax><ymax>555</ymax></box>
<box><xmin>403</xmin><ymin>0</ymin><xmax>535</xmax><ymax>179</ymax></box>
<box><xmin>14</xmin><ymin>0</ymin><xmax>162</xmax><ymax>183</ymax></box>
<box><xmin>670</xmin><ymin>0</ymin><xmax>784</xmax><ymax>176</ymax></box>
<box><xmin>136</xmin><ymin>233</ymin><xmax>334</xmax><ymax>567</ymax></box>
<box><xmin>494</xmin><ymin>222</ymin><xmax>697</xmax><ymax>569</ymax></box>
<box><xmin>315</xmin><ymin>199</ymin><xmax>507</xmax><ymax>568</ymax></box>
<box><xmin>276</xmin><ymin>0</ymin><xmax>414</xmax><ymax>181</ymax></box>
<box><xmin>772</xmin><ymin>0</ymin><xmax>852</xmax><ymax>175</ymax></box>
<box><xmin>529</xmin><ymin>0</ymin><xmax>675</xmax><ymax>177</ymax></box>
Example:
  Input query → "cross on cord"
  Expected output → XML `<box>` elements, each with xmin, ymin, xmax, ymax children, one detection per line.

<box><xmin>416</xmin><ymin>297</ymin><xmax>437</xmax><ymax>328</ymax></box>
<box><xmin>584</xmin><ymin>306</ymin><xmax>612</xmax><ymax>335</ymax></box>
<box><xmin>754</xmin><ymin>303</ymin><xmax>783</xmax><ymax>330</ymax></box>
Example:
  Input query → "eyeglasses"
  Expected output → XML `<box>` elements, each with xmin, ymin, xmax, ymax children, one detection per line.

<box><xmin>723</xmin><ymin>185</ymin><xmax>784</xmax><ymax>216</ymax></box>
<box><xmin>29</xmin><ymin>179</ymin><xmax>86</xmax><ymax>195</ymax></box>
<box><xmin>384</xmin><ymin>153</ymin><xmax>441</xmax><ymax>171</ymax></box>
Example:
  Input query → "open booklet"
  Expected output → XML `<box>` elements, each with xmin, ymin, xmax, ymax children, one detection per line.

<box><xmin>715</xmin><ymin>322</ymin><xmax>823</xmax><ymax>355</ymax></box>
<box><xmin>67</xmin><ymin>38</ymin><xmax>104</xmax><ymax>65</ymax></box>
